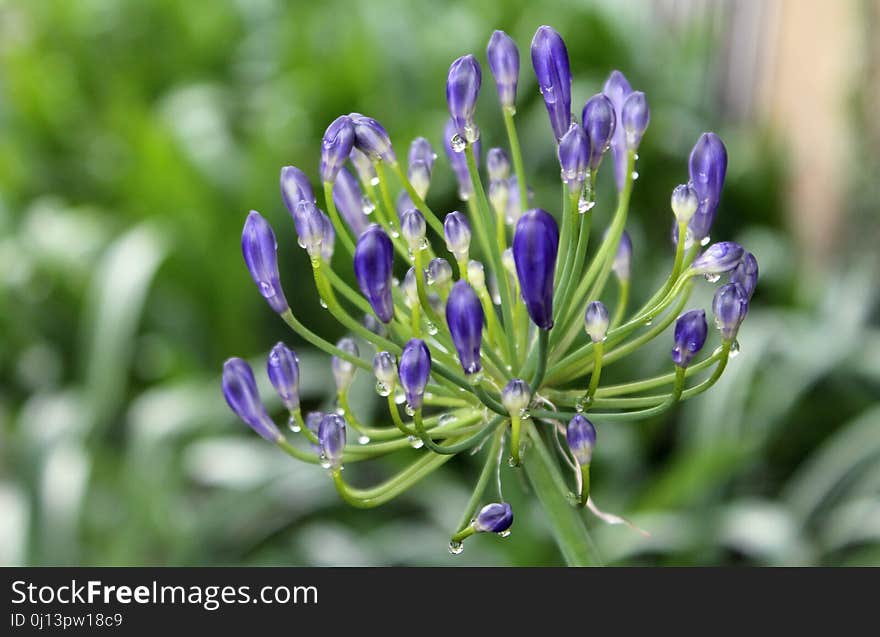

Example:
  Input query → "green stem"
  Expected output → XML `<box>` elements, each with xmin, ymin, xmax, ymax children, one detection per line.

<box><xmin>502</xmin><ymin>107</ymin><xmax>529</xmax><ymax>209</ymax></box>
<box><xmin>322</xmin><ymin>181</ymin><xmax>356</xmax><ymax>255</ymax></box>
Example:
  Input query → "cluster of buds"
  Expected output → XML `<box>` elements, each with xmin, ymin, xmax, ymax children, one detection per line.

<box><xmin>224</xmin><ymin>25</ymin><xmax>757</xmax><ymax>555</ymax></box>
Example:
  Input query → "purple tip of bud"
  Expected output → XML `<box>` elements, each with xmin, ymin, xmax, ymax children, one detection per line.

<box><xmin>350</xmin><ymin>113</ymin><xmax>396</xmax><ymax>163</ymax></box>
<box><xmin>582</xmin><ymin>93</ymin><xmax>616</xmax><ymax>170</ymax></box>
<box><xmin>729</xmin><ymin>251</ymin><xmax>758</xmax><ymax>299</ymax></box>
<box><xmin>530</xmin><ymin>25</ymin><xmax>572</xmax><ymax>141</ymax></box>
<box><xmin>408</xmin><ymin>137</ymin><xmax>436</xmax><ymax>172</ymax></box>
<box><xmin>506</xmin><ymin>175</ymin><xmax>530</xmax><ymax>224</ymax></box>
<box><xmin>621</xmin><ymin>91</ymin><xmax>649</xmax><ymax>149</ymax></box>
<box><xmin>584</xmin><ymin>301</ymin><xmax>610</xmax><ymax>343</ymax></box>
<box><xmin>331</xmin><ymin>337</ymin><xmax>359</xmax><ymax>391</ymax></box>
<box><xmin>350</xmin><ymin>147</ymin><xmax>377</xmax><ymax>185</ymax></box>
<box><xmin>473</xmin><ymin>502</ymin><xmax>514</xmax><ymax>533</ymax></box>
<box><xmin>486</xmin><ymin>147</ymin><xmax>511</xmax><ymax>181</ymax></box>
<box><xmin>267</xmin><ymin>342</ymin><xmax>300</xmax><ymax>411</ymax></box>
<box><xmin>672</xmin><ymin>309</ymin><xmax>708</xmax><ymax>368</ymax></box>
<box><xmin>222</xmin><ymin>358</ymin><xmax>281</xmax><ymax>442</ymax></box>
<box><xmin>242</xmin><ymin>211</ymin><xmax>288</xmax><ymax>314</ymax></box>
<box><xmin>443</xmin><ymin>119</ymin><xmax>479</xmax><ymax>199</ymax></box>
<box><xmin>320</xmin><ymin>115</ymin><xmax>355</xmax><ymax>183</ymax></box>
<box><xmin>395</xmin><ymin>190</ymin><xmax>415</xmax><ymax>221</ymax></box>
<box><xmin>292</xmin><ymin>201</ymin><xmax>326</xmax><ymax>259</ymax></box>
<box><xmin>487</xmin><ymin>30</ymin><xmax>520</xmax><ymax>108</ymax></box>
<box><xmin>400</xmin><ymin>208</ymin><xmax>427</xmax><ymax>250</ymax></box>
<box><xmin>713</xmin><ymin>283</ymin><xmax>749</xmax><ymax>341</ymax></box>
<box><xmin>501</xmin><ymin>378</ymin><xmax>531</xmax><ymax>415</ymax></box>
<box><xmin>398</xmin><ymin>339</ymin><xmax>431</xmax><ymax>410</ymax></box>
<box><xmin>280</xmin><ymin>166</ymin><xmax>316</xmax><ymax>215</ymax></box>
<box><xmin>688</xmin><ymin>132</ymin><xmax>728</xmax><ymax>240</ymax></box>
<box><xmin>690</xmin><ymin>241</ymin><xmax>744</xmax><ymax>275</ymax></box>
<box><xmin>332</xmin><ymin>167</ymin><xmax>369</xmax><ymax>236</ymax></box>
<box><xmin>427</xmin><ymin>257</ymin><xmax>453</xmax><ymax>287</ymax></box>
<box><xmin>318</xmin><ymin>413</ymin><xmax>346</xmax><ymax>469</ymax></box>
<box><xmin>447</xmin><ymin>55</ymin><xmax>482</xmax><ymax>142</ymax></box>
<box><xmin>671</xmin><ymin>183</ymin><xmax>699</xmax><ymax>225</ymax></box>
<box><xmin>445</xmin><ymin>280</ymin><xmax>485</xmax><ymax>375</ymax></box>
<box><xmin>513</xmin><ymin>209</ymin><xmax>560</xmax><ymax>330</ymax></box>
<box><xmin>611</xmin><ymin>230</ymin><xmax>632</xmax><ymax>282</ymax></box>
<box><xmin>354</xmin><ymin>225</ymin><xmax>395</xmax><ymax>323</ymax></box>
<box><xmin>443</xmin><ymin>210</ymin><xmax>472</xmax><ymax>260</ymax></box>
<box><xmin>602</xmin><ymin>70</ymin><xmax>634</xmax><ymax>191</ymax></box>
<box><xmin>557</xmin><ymin>123</ymin><xmax>590</xmax><ymax>192</ymax></box>
<box><xmin>566</xmin><ymin>414</ymin><xmax>597</xmax><ymax>465</ymax></box>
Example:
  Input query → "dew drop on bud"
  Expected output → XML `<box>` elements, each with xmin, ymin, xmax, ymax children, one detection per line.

<box><xmin>729</xmin><ymin>340</ymin><xmax>741</xmax><ymax>358</ymax></box>
<box><xmin>375</xmin><ymin>381</ymin><xmax>391</xmax><ymax>397</ymax></box>
<box><xmin>287</xmin><ymin>415</ymin><xmax>301</xmax><ymax>433</ymax></box>
<box><xmin>631</xmin><ymin>171</ymin><xmax>639</xmax><ymax>180</ymax></box>
<box><xmin>404</xmin><ymin>403</ymin><xmax>416</xmax><ymax>416</ymax></box>
<box><xmin>361</xmin><ymin>196</ymin><xmax>376</xmax><ymax>215</ymax></box>
<box><xmin>497</xmin><ymin>530</ymin><xmax>511</xmax><ymax>538</ymax></box>
<box><xmin>319</xmin><ymin>297</ymin><xmax>329</xmax><ymax>309</ymax></box>
<box><xmin>448</xmin><ymin>540</ymin><xmax>464</xmax><ymax>555</ymax></box>
<box><xmin>704</xmin><ymin>273</ymin><xmax>721</xmax><ymax>283</ymax></box>
<box><xmin>427</xmin><ymin>321</ymin><xmax>438</xmax><ymax>335</ymax></box>
<box><xmin>438</xmin><ymin>413</ymin><xmax>457</xmax><ymax>426</ymax></box>
<box><xmin>370</xmin><ymin>176</ymin><xmax>380</xmax><ymax>186</ymax></box>
<box><xmin>357</xmin><ymin>434</ymin><xmax>371</xmax><ymax>445</ymax></box>
<box><xmin>407</xmin><ymin>435</ymin><xmax>424</xmax><ymax>449</ymax></box>
<box><xmin>450</xmin><ymin>134</ymin><xmax>466</xmax><ymax>153</ymax></box>
<box><xmin>700</xmin><ymin>236</ymin><xmax>711</xmax><ymax>246</ymax></box>
<box><xmin>319</xmin><ymin>457</ymin><xmax>332</xmax><ymax>470</ymax></box>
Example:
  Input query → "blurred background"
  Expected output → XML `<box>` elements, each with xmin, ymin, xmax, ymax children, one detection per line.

<box><xmin>1</xmin><ymin>0</ymin><xmax>878</xmax><ymax>566</ymax></box>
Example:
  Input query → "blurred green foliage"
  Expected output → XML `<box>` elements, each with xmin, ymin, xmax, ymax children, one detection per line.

<box><xmin>1</xmin><ymin>0</ymin><xmax>877</xmax><ymax>566</ymax></box>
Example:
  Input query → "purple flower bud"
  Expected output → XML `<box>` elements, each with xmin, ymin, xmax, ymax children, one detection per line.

<box><xmin>582</xmin><ymin>93</ymin><xmax>616</xmax><ymax>170</ymax></box>
<box><xmin>280</xmin><ymin>166</ymin><xmax>316</xmax><ymax>215</ymax></box>
<box><xmin>354</xmin><ymin>225</ymin><xmax>395</xmax><ymax>323</ymax></box>
<box><xmin>486</xmin><ymin>148</ymin><xmax>511</xmax><ymax>181</ymax></box>
<box><xmin>730</xmin><ymin>251</ymin><xmax>759</xmax><ymax>299</ymax></box>
<box><xmin>318</xmin><ymin>413</ymin><xmax>346</xmax><ymax>469</ymax></box>
<box><xmin>584</xmin><ymin>301</ymin><xmax>609</xmax><ymax>343</ymax></box>
<box><xmin>690</xmin><ymin>241</ymin><xmax>744</xmax><ymax>275</ymax></box>
<box><xmin>602</xmin><ymin>70</ymin><xmax>634</xmax><ymax>191</ymax></box>
<box><xmin>506</xmin><ymin>175</ymin><xmax>529</xmax><ymax>224</ymax></box>
<box><xmin>350</xmin><ymin>113</ymin><xmax>396</xmax><ymax>163</ymax></box>
<box><xmin>557</xmin><ymin>123</ymin><xmax>590</xmax><ymax>192</ymax></box>
<box><xmin>444</xmin><ymin>211</ymin><xmax>472</xmax><ymax>261</ymax></box>
<box><xmin>513</xmin><ymin>209</ymin><xmax>559</xmax><ymax>330</ymax></box>
<box><xmin>400</xmin><ymin>208</ymin><xmax>427</xmax><ymax>251</ymax></box>
<box><xmin>332</xmin><ymin>167</ymin><xmax>369</xmax><ymax>236</ymax></box>
<box><xmin>487</xmin><ymin>30</ymin><xmax>519</xmax><ymax>108</ymax></box>
<box><xmin>331</xmin><ymin>337</ymin><xmax>359</xmax><ymax>393</ymax></box>
<box><xmin>671</xmin><ymin>309</ymin><xmax>708</xmax><ymax>368</ymax></box>
<box><xmin>443</xmin><ymin>119</ymin><xmax>479</xmax><ymax>199</ymax></box>
<box><xmin>305</xmin><ymin>411</ymin><xmax>323</xmax><ymax>452</ymax></box>
<box><xmin>320</xmin><ymin>115</ymin><xmax>355</xmax><ymax>183</ymax></box>
<box><xmin>427</xmin><ymin>257</ymin><xmax>453</xmax><ymax>287</ymax></box>
<box><xmin>467</xmin><ymin>259</ymin><xmax>486</xmax><ymax>290</ymax></box>
<box><xmin>621</xmin><ymin>91</ymin><xmax>649</xmax><ymax>149</ymax></box>
<box><xmin>373</xmin><ymin>351</ymin><xmax>397</xmax><ymax>388</ymax></box>
<box><xmin>408</xmin><ymin>136</ymin><xmax>436</xmax><ymax>170</ymax></box>
<box><xmin>395</xmin><ymin>190</ymin><xmax>415</xmax><ymax>221</ymax></box>
<box><xmin>401</xmin><ymin>267</ymin><xmax>420</xmax><ymax>307</ymax></box>
<box><xmin>447</xmin><ymin>55</ymin><xmax>482</xmax><ymax>143</ymax></box>
<box><xmin>350</xmin><ymin>147</ymin><xmax>377</xmax><ymax>185</ymax></box>
<box><xmin>566</xmin><ymin>414</ymin><xmax>596</xmax><ymax>465</ymax></box>
<box><xmin>688</xmin><ymin>132</ymin><xmax>728</xmax><ymax>241</ymax></box>
<box><xmin>501</xmin><ymin>378</ymin><xmax>531</xmax><ymax>415</ymax></box>
<box><xmin>319</xmin><ymin>212</ymin><xmax>335</xmax><ymax>262</ymax></box>
<box><xmin>241</xmin><ymin>211</ymin><xmax>288</xmax><ymax>314</ymax></box>
<box><xmin>291</xmin><ymin>201</ymin><xmax>325</xmax><ymax>260</ymax></box>
<box><xmin>445</xmin><ymin>280</ymin><xmax>484</xmax><ymax>374</ymax></box>
<box><xmin>398</xmin><ymin>339</ymin><xmax>431</xmax><ymax>410</ymax></box>
<box><xmin>488</xmin><ymin>178</ymin><xmax>510</xmax><ymax>217</ymax></box>
<box><xmin>222</xmin><ymin>358</ymin><xmax>281</xmax><ymax>442</ymax></box>
<box><xmin>267</xmin><ymin>342</ymin><xmax>300</xmax><ymax>411</ymax></box>
<box><xmin>611</xmin><ymin>230</ymin><xmax>632</xmax><ymax>282</ymax></box>
<box><xmin>671</xmin><ymin>183</ymin><xmax>699</xmax><ymax>225</ymax></box>
<box><xmin>530</xmin><ymin>25</ymin><xmax>572</xmax><ymax>141</ymax></box>
<box><xmin>473</xmin><ymin>502</ymin><xmax>513</xmax><ymax>533</ymax></box>
<box><xmin>713</xmin><ymin>283</ymin><xmax>749</xmax><ymax>341</ymax></box>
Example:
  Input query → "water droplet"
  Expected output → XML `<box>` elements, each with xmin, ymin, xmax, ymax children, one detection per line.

<box><xmin>258</xmin><ymin>281</ymin><xmax>275</xmax><ymax>297</ymax></box>
<box><xmin>390</xmin><ymin>229</ymin><xmax>400</xmax><ymax>238</ymax></box>
<box><xmin>507</xmin><ymin>456</ymin><xmax>519</xmax><ymax>467</ymax></box>
<box><xmin>631</xmin><ymin>171</ymin><xmax>639</xmax><ymax>180</ymax></box>
<box><xmin>319</xmin><ymin>458</ymin><xmax>332</xmax><ymax>470</ymax></box>
<box><xmin>370</xmin><ymin>176</ymin><xmax>380</xmax><ymax>186</ymax></box>
<box><xmin>358</xmin><ymin>434</ymin><xmax>371</xmax><ymax>445</ymax></box>
<box><xmin>408</xmin><ymin>435</ymin><xmax>424</xmax><ymax>449</ymax></box>
<box><xmin>577</xmin><ymin>195</ymin><xmax>596</xmax><ymax>214</ymax></box>
<box><xmin>704</xmin><ymin>273</ymin><xmax>721</xmax><ymax>283</ymax></box>
<box><xmin>644</xmin><ymin>316</ymin><xmax>654</xmax><ymax>326</ymax></box>
<box><xmin>418</xmin><ymin>237</ymin><xmax>429</xmax><ymax>251</ymax></box>
<box><xmin>634</xmin><ymin>153</ymin><xmax>640</xmax><ymax>160</ymax></box>
<box><xmin>519</xmin><ymin>409</ymin><xmax>531</xmax><ymax>421</ymax></box>
<box><xmin>394</xmin><ymin>387</ymin><xmax>406</xmax><ymax>405</ymax></box>
<box><xmin>375</xmin><ymin>381</ymin><xmax>391</xmax><ymax>397</ymax></box>
<box><xmin>319</xmin><ymin>297</ymin><xmax>328</xmax><ymax>309</ymax></box>
<box><xmin>334</xmin><ymin>405</ymin><xmax>345</xmax><ymax>416</ymax></box>
<box><xmin>566</xmin><ymin>492</ymin><xmax>580</xmax><ymax>506</ymax></box>
<box><xmin>448</xmin><ymin>540</ymin><xmax>464</xmax><ymax>555</ymax></box>
<box><xmin>729</xmin><ymin>340</ymin><xmax>741</xmax><ymax>358</ymax></box>
<box><xmin>541</xmin><ymin>84</ymin><xmax>557</xmax><ymax>104</ymax></box>
<box><xmin>575</xmin><ymin>395</ymin><xmax>592</xmax><ymax>412</ymax></box>
<box><xmin>450</xmin><ymin>134</ymin><xmax>466</xmax><ymax>153</ymax></box>
<box><xmin>287</xmin><ymin>415</ymin><xmax>301</xmax><ymax>433</ymax></box>
<box><xmin>700</xmin><ymin>235</ymin><xmax>711</xmax><ymax>246</ymax></box>
<box><xmin>497</xmin><ymin>530</ymin><xmax>511</xmax><ymax>538</ymax></box>
<box><xmin>427</xmin><ymin>321</ymin><xmax>438</xmax><ymax>335</ymax></box>
<box><xmin>404</xmin><ymin>403</ymin><xmax>416</xmax><ymax>416</ymax></box>
<box><xmin>438</xmin><ymin>413</ymin><xmax>457</xmax><ymax>426</ymax></box>
<box><xmin>361</xmin><ymin>196</ymin><xmax>375</xmax><ymax>215</ymax></box>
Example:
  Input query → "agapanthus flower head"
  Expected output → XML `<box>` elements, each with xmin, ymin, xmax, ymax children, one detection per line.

<box><xmin>530</xmin><ymin>25</ymin><xmax>572</xmax><ymax>141</ymax></box>
<box><xmin>671</xmin><ymin>309</ymin><xmax>708</xmax><ymax>368</ymax></box>
<box><xmin>444</xmin><ymin>211</ymin><xmax>472</xmax><ymax>262</ymax></box>
<box><xmin>557</xmin><ymin>123</ymin><xmax>590</xmax><ymax>192</ymax></box>
<box><xmin>602</xmin><ymin>70</ymin><xmax>634</xmax><ymax>191</ymax></box>
<box><xmin>671</xmin><ymin>183</ymin><xmax>699</xmax><ymax>225</ymax></box>
<box><xmin>267</xmin><ymin>342</ymin><xmax>300</xmax><ymax>411</ymax></box>
<box><xmin>427</xmin><ymin>257</ymin><xmax>453</xmax><ymax>288</ymax></box>
<box><xmin>241</xmin><ymin>211</ymin><xmax>288</xmax><ymax>314</ymax></box>
<box><xmin>584</xmin><ymin>301</ymin><xmax>610</xmax><ymax>343</ymax></box>
<box><xmin>400</xmin><ymin>208</ymin><xmax>427</xmax><ymax>251</ymax></box>
<box><xmin>688</xmin><ymin>132</ymin><xmax>728</xmax><ymax>241</ymax></box>
<box><xmin>373</xmin><ymin>351</ymin><xmax>397</xmax><ymax>389</ymax></box>
<box><xmin>487</xmin><ymin>30</ymin><xmax>519</xmax><ymax>109</ymax></box>
<box><xmin>513</xmin><ymin>208</ymin><xmax>559</xmax><ymax>329</ymax></box>
<box><xmin>222</xmin><ymin>358</ymin><xmax>281</xmax><ymax>442</ymax></box>
<box><xmin>713</xmin><ymin>283</ymin><xmax>749</xmax><ymax>341</ymax></box>
<box><xmin>447</xmin><ymin>54</ymin><xmax>482</xmax><ymax>143</ymax></box>
<box><xmin>445</xmin><ymin>280</ymin><xmax>484</xmax><ymax>374</ymax></box>
<box><xmin>501</xmin><ymin>378</ymin><xmax>531</xmax><ymax>416</ymax></box>
<box><xmin>611</xmin><ymin>230</ymin><xmax>632</xmax><ymax>283</ymax></box>
<box><xmin>486</xmin><ymin>147</ymin><xmax>511</xmax><ymax>181</ymax></box>
<box><xmin>354</xmin><ymin>225</ymin><xmax>395</xmax><ymax>323</ymax></box>
<box><xmin>621</xmin><ymin>91</ymin><xmax>649</xmax><ymax>149</ymax></box>
<box><xmin>332</xmin><ymin>167</ymin><xmax>369</xmax><ymax>236</ymax></box>
<box><xmin>331</xmin><ymin>337</ymin><xmax>359</xmax><ymax>392</ymax></box>
<box><xmin>398</xmin><ymin>339</ymin><xmax>431</xmax><ymax>410</ymax></box>
<box><xmin>320</xmin><ymin>115</ymin><xmax>355</xmax><ymax>183</ymax></box>
<box><xmin>730</xmin><ymin>251</ymin><xmax>759</xmax><ymax>299</ymax></box>
<box><xmin>566</xmin><ymin>414</ymin><xmax>597</xmax><ymax>466</ymax></box>
<box><xmin>444</xmin><ymin>119</ymin><xmax>479</xmax><ymax>199</ymax></box>
<box><xmin>318</xmin><ymin>413</ymin><xmax>346</xmax><ymax>469</ymax></box>
<box><xmin>582</xmin><ymin>93</ymin><xmax>616</xmax><ymax>170</ymax></box>
<box><xmin>473</xmin><ymin>502</ymin><xmax>514</xmax><ymax>533</ymax></box>
<box><xmin>350</xmin><ymin>113</ymin><xmax>396</xmax><ymax>163</ymax></box>
<box><xmin>690</xmin><ymin>241</ymin><xmax>744</xmax><ymax>275</ymax></box>
<box><xmin>280</xmin><ymin>166</ymin><xmax>316</xmax><ymax>214</ymax></box>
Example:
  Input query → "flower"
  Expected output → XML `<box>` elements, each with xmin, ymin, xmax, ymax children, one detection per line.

<box><xmin>730</xmin><ymin>252</ymin><xmax>759</xmax><ymax>299</ymax></box>
<box><xmin>513</xmin><ymin>209</ymin><xmax>559</xmax><ymax>329</ymax></box>
<box><xmin>280</xmin><ymin>166</ymin><xmax>315</xmax><ymax>213</ymax></box>
<box><xmin>582</xmin><ymin>93</ymin><xmax>616</xmax><ymax>170</ymax></box>
<box><xmin>443</xmin><ymin>119</ymin><xmax>480</xmax><ymax>199</ymax></box>
<box><xmin>447</xmin><ymin>55</ymin><xmax>482</xmax><ymax>143</ymax></box>
<box><xmin>690</xmin><ymin>241</ymin><xmax>744</xmax><ymax>275</ymax></box>
<box><xmin>354</xmin><ymin>225</ymin><xmax>395</xmax><ymax>323</ymax></box>
<box><xmin>398</xmin><ymin>339</ymin><xmax>431</xmax><ymax>410</ymax></box>
<box><xmin>584</xmin><ymin>301</ymin><xmax>609</xmax><ymax>343</ymax></box>
<box><xmin>318</xmin><ymin>414</ymin><xmax>346</xmax><ymax>469</ymax></box>
<box><xmin>566</xmin><ymin>415</ymin><xmax>597</xmax><ymax>466</ymax></box>
<box><xmin>611</xmin><ymin>230</ymin><xmax>632</xmax><ymax>283</ymax></box>
<box><xmin>445</xmin><ymin>280</ymin><xmax>484</xmax><ymax>374</ymax></box>
<box><xmin>501</xmin><ymin>378</ymin><xmax>531</xmax><ymax>415</ymax></box>
<box><xmin>350</xmin><ymin>113</ymin><xmax>395</xmax><ymax>163</ymax></box>
<box><xmin>473</xmin><ymin>503</ymin><xmax>514</xmax><ymax>533</ymax></box>
<box><xmin>320</xmin><ymin>115</ymin><xmax>355</xmax><ymax>183</ymax></box>
<box><xmin>332</xmin><ymin>167</ymin><xmax>370</xmax><ymax>236</ymax></box>
<box><xmin>688</xmin><ymin>132</ymin><xmax>728</xmax><ymax>241</ymax></box>
<box><xmin>713</xmin><ymin>283</ymin><xmax>750</xmax><ymax>341</ymax></box>
<box><xmin>443</xmin><ymin>211</ymin><xmax>472</xmax><ymax>262</ymax></box>
<box><xmin>558</xmin><ymin>123</ymin><xmax>590</xmax><ymax>192</ymax></box>
<box><xmin>222</xmin><ymin>358</ymin><xmax>281</xmax><ymax>442</ymax></box>
<box><xmin>331</xmin><ymin>337</ymin><xmax>359</xmax><ymax>392</ymax></box>
<box><xmin>671</xmin><ymin>183</ymin><xmax>699</xmax><ymax>225</ymax></box>
<box><xmin>487</xmin><ymin>30</ymin><xmax>519</xmax><ymax>108</ymax></box>
<box><xmin>671</xmin><ymin>309</ymin><xmax>708</xmax><ymax>368</ymax></box>
<box><xmin>531</xmin><ymin>25</ymin><xmax>572</xmax><ymax>141</ymax></box>
<box><xmin>241</xmin><ymin>211</ymin><xmax>288</xmax><ymax>314</ymax></box>
<box><xmin>400</xmin><ymin>208</ymin><xmax>427</xmax><ymax>251</ymax></box>
<box><xmin>621</xmin><ymin>91</ymin><xmax>649</xmax><ymax>149</ymax></box>
<box><xmin>267</xmin><ymin>342</ymin><xmax>300</xmax><ymax>411</ymax></box>
<box><xmin>373</xmin><ymin>351</ymin><xmax>397</xmax><ymax>388</ymax></box>
<box><xmin>603</xmin><ymin>70</ymin><xmax>634</xmax><ymax>191</ymax></box>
